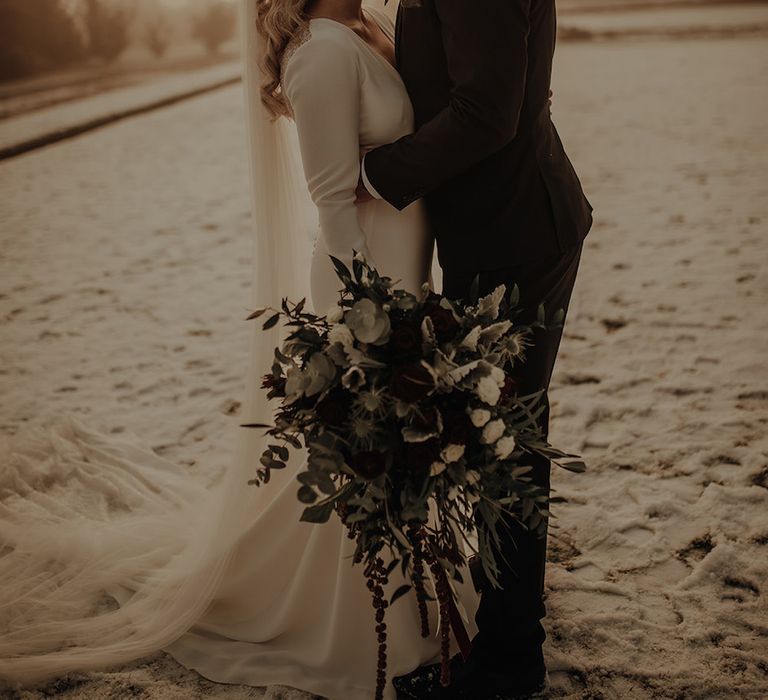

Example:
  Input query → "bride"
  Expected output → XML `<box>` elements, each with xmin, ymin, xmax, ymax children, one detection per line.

<box><xmin>0</xmin><ymin>1</ymin><xmax>479</xmax><ymax>699</ymax></box>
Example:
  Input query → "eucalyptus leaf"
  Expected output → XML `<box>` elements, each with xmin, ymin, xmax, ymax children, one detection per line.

<box><xmin>297</xmin><ymin>485</ymin><xmax>317</xmax><ymax>505</ymax></box>
<box><xmin>561</xmin><ymin>459</ymin><xmax>587</xmax><ymax>473</ymax></box>
<box><xmin>246</xmin><ymin>308</ymin><xmax>268</xmax><ymax>321</ymax></box>
<box><xmin>389</xmin><ymin>584</ymin><xmax>412</xmax><ymax>606</ymax></box>
<box><xmin>263</xmin><ymin>313</ymin><xmax>281</xmax><ymax>331</ymax></box>
<box><xmin>300</xmin><ymin>500</ymin><xmax>335</xmax><ymax>524</ymax></box>
<box><xmin>316</xmin><ymin>474</ymin><xmax>337</xmax><ymax>496</ymax></box>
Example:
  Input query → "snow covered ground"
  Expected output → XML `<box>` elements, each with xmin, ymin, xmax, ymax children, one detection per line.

<box><xmin>559</xmin><ymin>1</ymin><xmax>768</xmax><ymax>33</ymax></box>
<box><xmin>1</xmin><ymin>23</ymin><xmax>767</xmax><ymax>700</ymax></box>
<box><xmin>0</xmin><ymin>61</ymin><xmax>240</xmax><ymax>157</ymax></box>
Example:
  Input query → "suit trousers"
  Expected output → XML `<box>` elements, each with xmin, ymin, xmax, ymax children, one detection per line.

<box><xmin>442</xmin><ymin>241</ymin><xmax>584</xmax><ymax>668</ymax></box>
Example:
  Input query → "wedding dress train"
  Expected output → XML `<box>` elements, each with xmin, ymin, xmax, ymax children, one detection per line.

<box><xmin>0</xmin><ymin>4</ymin><xmax>479</xmax><ymax>700</ymax></box>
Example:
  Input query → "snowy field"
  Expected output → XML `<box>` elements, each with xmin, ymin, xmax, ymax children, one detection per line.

<box><xmin>558</xmin><ymin>2</ymin><xmax>768</xmax><ymax>33</ymax></box>
<box><xmin>1</xmin><ymin>29</ymin><xmax>767</xmax><ymax>700</ymax></box>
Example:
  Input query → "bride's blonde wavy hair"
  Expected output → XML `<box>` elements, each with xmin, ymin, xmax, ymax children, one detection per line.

<box><xmin>255</xmin><ymin>0</ymin><xmax>309</xmax><ymax>119</ymax></box>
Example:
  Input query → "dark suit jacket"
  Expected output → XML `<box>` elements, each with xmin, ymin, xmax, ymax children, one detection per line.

<box><xmin>364</xmin><ymin>0</ymin><xmax>593</xmax><ymax>272</ymax></box>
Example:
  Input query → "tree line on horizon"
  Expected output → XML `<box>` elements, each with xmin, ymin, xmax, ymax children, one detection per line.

<box><xmin>0</xmin><ymin>0</ymin><xmax>238</xmax><ymax>82</ymax></box>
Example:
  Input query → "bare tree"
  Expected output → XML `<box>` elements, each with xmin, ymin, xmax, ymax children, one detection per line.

<box><xmin>190</xmin><ymin>0</ymin><xmax>236</xmax><ymax>56</ymax></box>
<box><xmin>83</xmin><ymin>0</ymin><xmax>134</xmax><ymax>64</ymax></box>
<box><xmin>0</xmin><ymin>0</ymin><xmax>85</xmax><ymax>81</ymax></box>
<box><xmin>143</xmin><ymin>11</ymin><xmax>172</xmax><ymax>59</ymax></box>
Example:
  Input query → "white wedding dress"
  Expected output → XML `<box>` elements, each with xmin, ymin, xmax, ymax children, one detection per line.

<box><xmin>0</xmin><ymin>5</ymin><xmax>479</xmax><ymax>700</ymax></box>
<box><xmin>287</xmin><ymin>10</ymin><xmax>435</xmax><ymax>314</ymax></box>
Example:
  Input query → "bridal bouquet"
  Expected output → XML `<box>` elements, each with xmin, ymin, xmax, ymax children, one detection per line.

<box><xmin>245</xmin><ymin>256</ymin><xmax>584</xmax><ymax>698</ymax></box>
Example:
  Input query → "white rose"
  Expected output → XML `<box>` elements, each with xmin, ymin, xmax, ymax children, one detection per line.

<box><xmin>465</xmin><ymin>470</ymin><xmax>481</xmax><ymax>485</ymax></box>
<box><xmin>328</xmin><ymin>323</ymin><xmax>355</xmax><ymax>350</ymax></box>
<box><xmin>326</xmin><ymin>306</ymin><xmax>344</xmax><ymax>324</ymax></box>
<box><xmin>304</xmin><ymin>353</ymin><xmax>336</xmax><ymax>397</ymax></box>
<box><xmin>345</xmin><ymin>299</ymin><xmax>391</xmax><ymax>345</ymax></box>
<box><xmin>470</xmin><ymin>408</ymin><xmax>492</xmax><ymax>428</ymax></box>
<box><xmin>481</xmin><ymin>419</ymin><xmax>505</xmax><ymax>445</ymax></box>
<box><xmin>495</xmin><ymin>435</ymin><xmax>517</xmax><ymax>460</ymax></box>
<box><xmin>441</xmin><ymin>444</ymin><xmax>466</xmax><ymax>464</ymax></box>
<box><xmin>430</xmin><ymin>461</ymin><xmax>447</xmax><ymax>477</ymax></box>
<box><xmin>475</xmin><ymin>376</ymin><xmax>501</xmax><ymax>406</ymax></box>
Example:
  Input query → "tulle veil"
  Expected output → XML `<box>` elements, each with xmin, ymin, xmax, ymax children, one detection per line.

<box><xmin>0</xmin><ymin>0</ymin><xmax>394</xmax><ymax>687</ymax></box>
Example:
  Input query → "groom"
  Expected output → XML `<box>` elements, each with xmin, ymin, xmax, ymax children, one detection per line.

<box><xmin>359</xmin><ymin>0</ymin><xmax>592</xmax><ymax>698</ymax></box>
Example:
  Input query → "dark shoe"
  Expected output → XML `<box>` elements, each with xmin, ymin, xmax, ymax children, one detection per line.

<box><xmin>394</xmin><ymin>646</ymin><xmax>548</xmax><ymax>700</ymax></box>
<box><xmin>394</xmin><ymin>656</ymin><xmax>466</xmax><ymax>700</ymax></box>
<box><xmin>484</xmin><ymin>671</ymin><xmax>550</xmax><ymax>700</ymax></box>
<box><xmin>423</xmin><ymin>660</ymin><xmax>548</xmax><ymax>700</ymax></box>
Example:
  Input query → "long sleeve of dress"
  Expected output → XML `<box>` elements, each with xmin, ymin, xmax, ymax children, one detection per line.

<box><xmin>282</xmin><ymin>37</ymin><xmax>371</xmax><ymax>264</ymax></box>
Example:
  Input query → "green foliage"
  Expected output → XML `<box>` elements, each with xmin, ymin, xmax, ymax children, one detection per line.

<box><xmin>245</xmin><ymin>254</ymin><xmax>586</xmax><ymax>601</ymax></box>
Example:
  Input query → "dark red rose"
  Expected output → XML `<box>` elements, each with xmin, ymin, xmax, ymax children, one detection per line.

<box><xmin>500</xmin><ymin>375</ymin><xmax>518</xmax><ymax>403</ymax></box>
<box><xmin>349</xmin><ymin>450</ymin><xmax>388</xmax><ymax>480</ymax></box>
<box><xmin>440</xmin><ymin>407</ymin><xmax>472</xmax><ymax>446</ymax></box>
<box><xmin>425</xmin><ymin>305</ymin><xmax>460</xmax><ymax>343</ymax></box>
<box><xmin>391</xmin><ymin>322</ymin><xmax>422</xmax><ymax>356</ymax></box>
<box><xmin>390</xmin><ymin>363</ymin><xmax>435</xmax><ymax>403</ymax></box>
<box><xmin>405</xmin><ymin>439</ymin><xmax>440</xmax><ymax>472</ymax></box>
<box><xmin>316</xmin><ymin>390</ymin><xmax>351</xmax><ymax>427</ymax></box>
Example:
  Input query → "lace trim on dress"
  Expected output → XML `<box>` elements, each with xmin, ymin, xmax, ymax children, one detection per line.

<box><xmin>280</xmin><ymin>21</ymin><xmax>312</xmax><ymax>116</ymax></box>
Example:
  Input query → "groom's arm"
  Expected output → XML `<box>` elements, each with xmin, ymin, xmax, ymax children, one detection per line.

<box><xmin>362</xmin><ymin>0</ymin><xmax>531</xmax><ymax>210</ymax></box>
